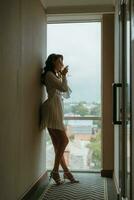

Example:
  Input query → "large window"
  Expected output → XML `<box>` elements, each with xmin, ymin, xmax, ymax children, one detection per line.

<box><xmin>46</xmin><ymin>22</ymin><xmax>102</xmax><ymax>171</ymax></box>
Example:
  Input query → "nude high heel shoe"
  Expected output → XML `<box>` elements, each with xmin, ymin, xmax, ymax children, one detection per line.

<box><xmin>63</xmin><ymin>171</ymin><xmax>79</xmax><ymax>183</ymax></box>
<box><xmin>49</xmin><ymin>171</ymin><xmax>63</xmax><ymax>185</ymax></box>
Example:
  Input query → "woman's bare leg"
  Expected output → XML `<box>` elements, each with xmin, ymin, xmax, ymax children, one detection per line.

<box><xmin>48</xmin><ymin>128</ymin><xmax>79</xmax><ymax>183</ymax></box>
<box><xmin>48</xmin><ymin>128</ymin><xmax>69</xmax><ymax>172</ymax></box>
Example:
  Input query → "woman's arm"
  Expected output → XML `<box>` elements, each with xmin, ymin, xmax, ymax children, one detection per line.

<box><xmin>46</xmin><ymin>71</ymin><xmax>68</xmax><ymax>92</ymax></box>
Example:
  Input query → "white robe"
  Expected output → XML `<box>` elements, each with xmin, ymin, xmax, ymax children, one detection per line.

<box><xmin>40</xmin><ymin>71</ymin><xmax>71</xmax><ymax>131</ymax></box>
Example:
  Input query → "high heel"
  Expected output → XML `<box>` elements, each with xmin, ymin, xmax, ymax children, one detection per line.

<box><xmin>63</xmin><ymin>171</ymin><xmax>79</xmax><ymax>183</ymax></box>
<box><xmin>49</xmin><ymin>171</ymin><xmax>63</xmax><ymax>185</ymax></box>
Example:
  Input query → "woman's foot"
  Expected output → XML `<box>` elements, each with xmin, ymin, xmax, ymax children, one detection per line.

<box><xmin>63</xmin><ymin>171</ymin><xmax>79</xmax><ymax>183</ymax></box>
<box><xmin>49</xmin><ymin>171</ymin><xmax>63</xmax><ymax>185</ymax></box>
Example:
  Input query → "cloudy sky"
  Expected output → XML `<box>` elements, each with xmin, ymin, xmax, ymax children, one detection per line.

<box><xmin>47</xmin><ymin>22</ymin><xmax>101</xmax><ymax>103</ymax></box>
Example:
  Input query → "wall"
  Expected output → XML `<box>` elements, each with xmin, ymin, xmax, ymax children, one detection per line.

<box><xmin>102</xmin><ymin>14</ymin><xmax>114</xmax><ymax>172</ymax></box>
<box><xmin>0</xmin><ymin>0</ymin><xmax>47</xmax><ymax>199</ymax></box>
<box><xmin>46</xmin><ymin>5</ymin><xmax>114</xmax><ymax>14</ymax></box>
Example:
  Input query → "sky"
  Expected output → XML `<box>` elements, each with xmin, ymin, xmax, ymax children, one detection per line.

<box><xmin>47</xmin><ymin>22</ymin><xmax>101</xmax><ymax>103</ymax></box>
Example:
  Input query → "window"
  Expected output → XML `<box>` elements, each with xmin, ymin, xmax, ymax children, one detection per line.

<box><xmin>46</xmin><ymin>21</ymin><xmax>102</xmax><ymax>171</ymax></box>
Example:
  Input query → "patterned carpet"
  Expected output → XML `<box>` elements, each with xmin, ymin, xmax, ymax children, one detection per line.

<box><xmin>38</xmin><ymin>173</ymin><xmax>108</xmax><ymax>200</ymax></box>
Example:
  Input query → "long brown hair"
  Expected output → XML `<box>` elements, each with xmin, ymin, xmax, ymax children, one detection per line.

<box><xmin>41</xmin><ymin>53</ymin><xmax>63</xmax><ymax>84</ymax></box>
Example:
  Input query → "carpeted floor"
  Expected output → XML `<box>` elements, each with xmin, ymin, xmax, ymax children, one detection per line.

<box><xmin>107</xmin><ymin>177</ymin><xmax>118</xmax><ymax>200</ymax></box>
<box><xmin>38</xmin><ymin>173</ymin><xmax>108</xmax><ymax>200</ymax></box>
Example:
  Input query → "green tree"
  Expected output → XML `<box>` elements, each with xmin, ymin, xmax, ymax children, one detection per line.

<box><xmin>71</xmin><ymin>102</ymin><xmax>89</xmax><ymax>116</ymax></box>
<box><xmin>86</xmin><ymin>131</ymin><xmax>101</xmax><ymax>169</ymax></box>
<box><xmin>64</xmin><ymin>102</ymin><xmax>72</xmax><ymax>114</ymax></box>
<box><xmin>89</xmin><ymin>103</ymin><xmax>101</xmax><ymax>116</ymax></box>
<box><xmin>89</xmin><ymin>103</ymin><xmax>101</xmax><ymax>128</ymax></box>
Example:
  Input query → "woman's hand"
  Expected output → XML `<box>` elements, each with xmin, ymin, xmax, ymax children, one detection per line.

<box><xmin>61</xmin><ymin>66</ymin><xmax>68</xmax><ymax>76</ymax></box>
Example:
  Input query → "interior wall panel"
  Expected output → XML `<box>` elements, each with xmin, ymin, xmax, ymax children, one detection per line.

<box><xmin>0</xmin><ymin>1</ymin><xmax>47</xmax><ymax>199</ymax></box>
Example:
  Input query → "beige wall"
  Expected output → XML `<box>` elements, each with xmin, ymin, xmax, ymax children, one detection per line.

<box><xmin>46</xmin><ymin>5</ymin><xmax>114</xmax><ymax>14</ymax></box>
<box><xmin>102</xmin><ymin>14</ymin><xmax>114</xmax><ymax>171</ymax></box>
<box><xmin>0</xmin><ymin>0</ymin><xmax>47</xmax><ymax>199</ymax></box>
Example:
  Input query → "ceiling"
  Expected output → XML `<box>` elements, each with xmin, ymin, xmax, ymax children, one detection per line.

<box><xmin>42</xmin><ymin>0</ymin><xmax>115</xmax><ymax>8</ymax></box>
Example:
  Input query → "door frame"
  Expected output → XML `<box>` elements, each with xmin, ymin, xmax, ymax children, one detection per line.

<box><xmin>131</xmin><ymin>0</ymin><xmax>134</xmax><ymax>199</ymax></box>
<box><xmin>119</xmin><ymin>0</ymin><xmax>132</xmax><ymax>199</ymax></box>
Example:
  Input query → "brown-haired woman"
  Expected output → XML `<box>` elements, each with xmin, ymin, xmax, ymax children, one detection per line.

<box><xmin>40</xmin><ymin>53</ymin><xmax>79</xmax><ymax>185</ymax></box>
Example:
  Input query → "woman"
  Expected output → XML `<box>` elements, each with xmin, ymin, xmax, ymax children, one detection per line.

<box><xmin>41</xmin><ymin>54</ymin><xmax>79</xmax><ymax>185</ymax></box>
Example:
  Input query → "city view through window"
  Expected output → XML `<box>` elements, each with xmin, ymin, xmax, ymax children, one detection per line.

<box><xmin>46</xmin><ymin>22</ymin><xmax>102</xmax><ymax>171</ymax></box>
